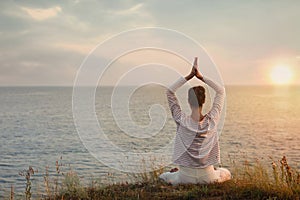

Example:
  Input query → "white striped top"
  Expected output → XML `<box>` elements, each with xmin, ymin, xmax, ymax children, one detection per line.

<box><xmin>166</xmin><ymin>76</ymin><xmax>225</xmax><ymax>168</ymax></box>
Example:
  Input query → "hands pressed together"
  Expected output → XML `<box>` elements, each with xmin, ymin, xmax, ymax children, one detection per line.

<box><xmin>185</xmin><ymin>57</ymin><xmax>204</xmax><ymax>81</ymax></box>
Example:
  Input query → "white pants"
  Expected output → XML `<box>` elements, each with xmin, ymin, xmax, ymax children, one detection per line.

<box><xmin>159</xmin><ymin>165</ymin><xmax>231</xmax><ymax>185</ymax></box>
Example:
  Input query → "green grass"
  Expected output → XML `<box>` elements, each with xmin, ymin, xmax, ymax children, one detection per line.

<box><xmin>11</xmin><ymin>156</ymin><xmax>300</xmax><ymax>200</ymax></box>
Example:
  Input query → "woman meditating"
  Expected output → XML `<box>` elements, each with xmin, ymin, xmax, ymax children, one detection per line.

<box><xmin>159</xmin><ymin>57</ymin><xmax>231</xmax><ymax>185</ymax></box>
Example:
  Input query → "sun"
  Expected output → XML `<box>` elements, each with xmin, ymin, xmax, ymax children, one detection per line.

<box><xmin>270</xmin><ymin>65</ymin><xmax>293</xmax><ymax>85</ymax></box>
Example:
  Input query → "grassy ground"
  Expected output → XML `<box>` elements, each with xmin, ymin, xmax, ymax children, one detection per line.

<box><xmin>11</xmin><ymin>156</ymin><xmax>300</xmax><ymax>200</ymax></box>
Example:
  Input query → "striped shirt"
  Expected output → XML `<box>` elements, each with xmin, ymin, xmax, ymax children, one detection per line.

<box><xmin>166</xmin><ymin>76</ymin><xmax>225</xmax><ymax>168</ymax></box>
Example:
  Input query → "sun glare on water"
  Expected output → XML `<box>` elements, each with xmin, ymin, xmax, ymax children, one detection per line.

<box><xmin>270</xmin><ymin>65</ymin><xmax>293</xmax><ymax>85</ymax></box>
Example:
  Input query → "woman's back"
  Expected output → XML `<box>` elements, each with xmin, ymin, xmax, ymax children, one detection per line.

<box><xmin>159</xmin><ymin>57</ymin><xmax>231</xmax><ymax>185</ymax></box>
<box><xmin>166</xmin><ymin>75</ymin><xmax>225</xmax><ymax>168</ymax></box>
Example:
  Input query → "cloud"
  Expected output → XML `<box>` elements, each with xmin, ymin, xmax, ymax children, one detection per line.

<box><xmin>110</xmin><ymin>3</ymin><xmax>144</xmax><ymax>15</ymax></box>
<box><xmin>0</xmin><ymin>43</ymin><xmax>84</xmax><ymax>86</ymax></box>
<box><xmin>0</xmin><ymin>0</ymin><xmax>300</xmax><ymax>85</ymax></box>
<box><xmin>0</xmin><ymin>1</ymin><xmax>157</xmax><ymax>86</ymax></box>
<box><xmin>52</xmin><ymin>42</ymin><xmax>95</xmax><ymax>55</ymax></box>
<box><xmin>21</xmin><ymin>6</ymin><xmax>61</xmax><ymax>21</ymax></box>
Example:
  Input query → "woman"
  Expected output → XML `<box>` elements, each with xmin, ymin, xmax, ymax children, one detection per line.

<box><xmin>159</xmin><ymin>57</ymin><xmax>231</xmax><ymax>185</ymax></box>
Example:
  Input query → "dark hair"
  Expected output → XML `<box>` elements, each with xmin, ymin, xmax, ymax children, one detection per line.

<box><xmin>188</xmin><ymin>86</ymin><xmax>205</xmax><ymax>107</ymax></box>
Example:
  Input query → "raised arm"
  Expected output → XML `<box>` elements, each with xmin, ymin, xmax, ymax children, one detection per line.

<box><xmin>165</xmin><ymin>78</ymin><xmax>186</xmax><ymax>124</ymax></box>
<box><xmin>166</xmin><ymin>58</ymin><xmax>197</xmax><ymax>123</ymax></box>
<box><xmin>195</xmin><ymin>65</ymin><xmax>225</xmax><ymax>122</ymax></box>
<box><xmin>202</xmin><ymin>76</ymin><xmax>225</xmax><ymax>121</ymax></box>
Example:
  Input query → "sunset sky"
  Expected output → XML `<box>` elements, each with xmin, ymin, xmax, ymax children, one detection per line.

<box><xmin>0</xmin><ymin>0</ymin><xmax>299</xmax><ymax>86</ymax></box>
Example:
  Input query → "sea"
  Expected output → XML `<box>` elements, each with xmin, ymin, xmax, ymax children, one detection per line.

<box><xmin>0</xmin><ymin>85</ymin><xmax>299</xmax><ymax>197</ymax></box>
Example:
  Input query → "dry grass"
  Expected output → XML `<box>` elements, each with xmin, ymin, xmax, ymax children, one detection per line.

<box><xmin>10</xmin><ymin>156</ymin><xmax>300</xmax><ymax>200</ymax></box>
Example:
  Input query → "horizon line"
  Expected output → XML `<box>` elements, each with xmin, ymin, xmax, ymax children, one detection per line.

<box><xmin>0</xmin><ymin>84</ymin><xmax>300</xmax><ymax>87</ymax></box>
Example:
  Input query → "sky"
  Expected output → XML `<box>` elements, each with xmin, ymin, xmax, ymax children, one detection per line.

<box><xmin>0</xmin><ymin>0</ymin><xmax>300</xmax><ymax>86</ymax></box>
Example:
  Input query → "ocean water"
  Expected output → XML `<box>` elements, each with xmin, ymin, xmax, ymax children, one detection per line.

<box><xmin>0</xmin><ymin>85</ymin><xmax>300</xmax><ymax>196</ymax></box>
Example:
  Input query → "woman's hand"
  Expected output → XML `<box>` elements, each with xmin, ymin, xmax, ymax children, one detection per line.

<box><xmin>185</xmin><ymin>57</ymin><xmax>198</xmax><ymax>80</ymax></box>
<box><xmin>194</xmin><ymin>57</ymin><xmax>204</xmax><ymax>80</ymax></box>
<box><xmin>193</xmin><ymin>57</ymin><xmax>198</xmax><ymax>68</ymax></box>
<box><xmin>195</xmin><ymin>69</ymin><xmax>203</xmax><ymax>80</ymax></box>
